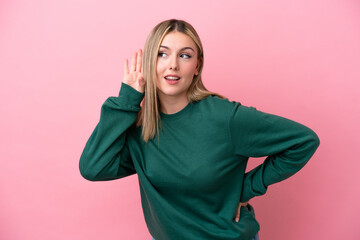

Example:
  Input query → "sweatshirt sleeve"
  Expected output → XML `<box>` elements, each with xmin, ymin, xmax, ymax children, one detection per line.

<box><xmin>79</xmin><ymin>82</ymin><xmax>144</xmax><ymax>181</ymax></box>
<box><xmin>228</xmin><ymin>102</ymin><xmax>320</xmax><ymax>202</ymax></box>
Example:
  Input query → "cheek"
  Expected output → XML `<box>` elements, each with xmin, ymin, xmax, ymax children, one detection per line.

<box><xmin>156</xmin><ymin>60</ymin><xmax>166</xmax><ymax>74</ymax></box>
<box><xmin>156</xmin><ymin>62</ymin><xmax>164</xmax><ymax>86</ymax></box>
<box><xmin>184</xmin><ymin>62</ymin><xmax>198</xmax><ymax>76</ymax></box>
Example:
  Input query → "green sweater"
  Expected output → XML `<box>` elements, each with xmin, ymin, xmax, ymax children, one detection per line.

<box><xmin>79</xmin><ymin>82</ymin><xmax>320</xmax><ymax>240</ymax></box>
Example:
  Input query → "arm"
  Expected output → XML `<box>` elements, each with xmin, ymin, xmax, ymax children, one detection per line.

<box><xmin>79</xmin><ymin>82</ymin><xmax>144</xmax><ymax>181</ymax></box>
<box><xmin>79</xmin><ymin>49</ymin><xmax>145</xmax><ymax>181</ymax></box>
<box><xmin>228</xmin><ymin>103</ymin><xmax>320</xmax><ymax>202</ymax></box>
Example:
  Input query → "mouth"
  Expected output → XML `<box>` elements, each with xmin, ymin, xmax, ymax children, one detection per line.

<box><xmin>164</xmin><ymin>75</ymin><xmax>181</xmax><ymax>81</ymax></box>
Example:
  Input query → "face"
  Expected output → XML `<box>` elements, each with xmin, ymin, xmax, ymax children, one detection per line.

<box><xmin>156</xmin><ymin>31</ymin><xmax>200</xmax><ymax>101</ymax></box>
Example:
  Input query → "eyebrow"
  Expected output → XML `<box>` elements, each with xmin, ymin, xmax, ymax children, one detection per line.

<box><xmin>159</xmin><ymin>45</ymin><xmax>195</xmax><ymax>52</ymax></box>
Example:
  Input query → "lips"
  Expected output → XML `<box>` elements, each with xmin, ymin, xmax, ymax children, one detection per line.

<box><xmin>164</xmin><ymin>75</ymin><xmax>180</xmax><ymax>80</ymax></box>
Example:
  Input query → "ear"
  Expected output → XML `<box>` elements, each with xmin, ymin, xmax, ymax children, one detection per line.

<box><xmin>194</xmin><ymin>58</ymin><xmax>201</xmax><ymax>76</ymax></box>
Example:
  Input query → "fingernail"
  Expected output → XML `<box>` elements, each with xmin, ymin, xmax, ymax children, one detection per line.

<box><xmin>235</xmin><ymin>217</ymin><xmax>239</xmax><ymax>222</ymax></box>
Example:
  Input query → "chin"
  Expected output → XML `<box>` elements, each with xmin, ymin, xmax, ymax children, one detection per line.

<box><xmin>156</xmin><ymin>80</ymin><xmax>192</xmax><ymax>98</ymax></box>
<box><xmin>159</xmin><ymin>90</ymin><xmax>182</xmax><ymax>97</ymax></box>
<box><xmin>157</xmin><ymin>87</ymin><xmax>185</xmax><ymax>97</ymax></box>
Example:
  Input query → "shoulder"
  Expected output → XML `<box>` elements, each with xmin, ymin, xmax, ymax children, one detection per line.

<box><xmin>197</xmin><ymin>95</ymin><xmax>265</xmax><ymax>125</ymax></box>
<box><xmin>198</xmin><ymin>94</ymin><xmax>242</xmax><ymax>114</ymax></box>
<box><xmin>192</xmin><ymin>95</ymin><xmax>243</xmax><ymax>121</ymax></box>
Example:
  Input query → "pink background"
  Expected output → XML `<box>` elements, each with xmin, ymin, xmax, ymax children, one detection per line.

<box><xmin>1</xmin><ymin>0</ymin><xmax>359</xmax><ymax>239</ymax></box>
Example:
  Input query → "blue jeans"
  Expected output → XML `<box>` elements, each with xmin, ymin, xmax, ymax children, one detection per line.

<box><xmin>151</xmin><ymin>232</ymin><xmax>259</xmax><ymax>240</ymax></box>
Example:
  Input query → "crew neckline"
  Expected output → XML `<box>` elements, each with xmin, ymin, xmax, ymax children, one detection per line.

<box><xmin>160</xmin><ymin>101</ymin><xmax>193</xmax><ymax>121</ymax></box>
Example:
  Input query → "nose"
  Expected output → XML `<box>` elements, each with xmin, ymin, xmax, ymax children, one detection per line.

<box><xmin>169</xmin><ymin>55</ymin><xmax>179</xmax><ymax>70</ymax></box>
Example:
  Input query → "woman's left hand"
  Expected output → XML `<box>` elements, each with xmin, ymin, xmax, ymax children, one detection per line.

<box><xmin>234</xmin><ymin>202</ymin><xmax>248</xmax><ymax>222</ymax></box>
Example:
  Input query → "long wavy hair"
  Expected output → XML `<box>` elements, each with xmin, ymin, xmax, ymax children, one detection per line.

<box><xmin>137</xmin><ymin>19</ymin><xmax>225</xmax><ymax>142</ymax></box>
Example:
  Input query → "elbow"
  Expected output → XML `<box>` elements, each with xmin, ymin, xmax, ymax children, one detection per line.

<box><xmin>303</xmin><ymin>128</ymin><xmax>320</xmax><ymax>158</ymax></box>
<box><xmin>79</xmin><ymin>155</ymin><xmax>99</xmax><ymax>181</ymax></box>
<box><xmin>79</xmin><ymin>168</ymin><xmax>98</xmax><ymax>181</ymax></box>
<box><xmin>309</xmin><ymin>129</ymin><xmax>320</xmax><ymax>151</ymax></box>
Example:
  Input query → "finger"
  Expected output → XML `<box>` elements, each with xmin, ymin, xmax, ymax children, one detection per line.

<box><xmin>124</xmin><ymin>59</ymin><xmax>129</xmax><ymax>75</ymax></box>
<box><xmin>131</xmin><ymin>52</ymin><xmax>137</xmax><ymax>72</ymax></box>
<box><xmin>235</xmin><ymin>203</ymin><xmax>241</xmax><ymax>222</ymax></box>
<box><xmin>136</xmin><ymin>49</ymin><xmax>142</xmax><ymax>72</ymax></box>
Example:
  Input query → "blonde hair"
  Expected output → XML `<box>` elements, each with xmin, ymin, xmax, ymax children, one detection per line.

<box><xmin>137</xmin><ymin>19</ymin><xmax>225</xmax><ymax>142</ymax></box>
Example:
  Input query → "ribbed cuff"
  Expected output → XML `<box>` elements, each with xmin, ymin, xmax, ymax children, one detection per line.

<box><xmin>118</xmin><ymin>82</ymin><xmax>144</xmax><ymax>106</ymax></box>
<box><xmin>241</xmin><ymin>165</ymin><xmax>268</xmax><ymax>202</ymax></box>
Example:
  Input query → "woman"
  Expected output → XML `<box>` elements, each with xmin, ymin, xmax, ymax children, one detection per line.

<box><xmin>79</xmin><ymin>19</ymin><xmax>320</xmax><ymax>240</ymax></box>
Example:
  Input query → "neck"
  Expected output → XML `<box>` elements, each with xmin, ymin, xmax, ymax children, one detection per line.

<box><xmin>158</xmin><ymin>94</ymin><xmax>189</xmax><ymax>114</ymax></box>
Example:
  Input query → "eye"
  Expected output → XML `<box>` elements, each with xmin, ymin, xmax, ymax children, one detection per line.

<box><xmin>180</xmin><ymin>54</ymin><xmax>191</xmax><ymax>59</ymax></box>
<box><xmin>158</xmin><ymin>52</ymin><xmax>167</xmax><ymax>58</ymax></box>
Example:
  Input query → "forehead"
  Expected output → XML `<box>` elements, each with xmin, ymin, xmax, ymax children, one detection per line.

<box><xmin>160</xmin><ymin>31</ymin><xmax>197</xmax><ymax>50</ymax></box>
